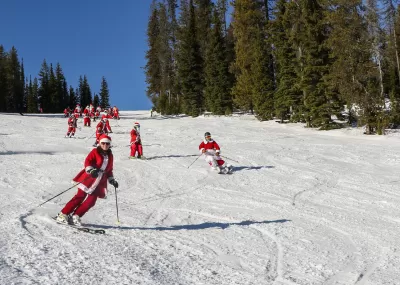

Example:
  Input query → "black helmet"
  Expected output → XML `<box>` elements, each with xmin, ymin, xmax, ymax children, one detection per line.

<box><xmin>204</xmin><ymin>132</ymin><xmax>211</xmax><ymax>137</ymax></box>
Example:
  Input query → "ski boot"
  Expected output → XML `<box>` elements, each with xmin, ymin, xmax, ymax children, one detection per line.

<box><xmin>56</xmin><ymin>212</ymin><xmax>69</xmax><ymax>224</ymax></box>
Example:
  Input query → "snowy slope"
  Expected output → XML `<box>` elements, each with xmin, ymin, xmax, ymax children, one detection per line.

<box><xmin>0</xmin><ymin>111</ymin><xmax>399</xmax><ymax>285</ymax></box>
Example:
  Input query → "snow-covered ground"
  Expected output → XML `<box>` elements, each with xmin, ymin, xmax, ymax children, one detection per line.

<box><xmin>1</xmin><ymin>111</ymin><xmax>400</xmax><ymax>285</ymax></box>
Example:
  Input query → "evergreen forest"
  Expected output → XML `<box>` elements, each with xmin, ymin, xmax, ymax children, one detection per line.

<box><xmin>145</xmin><ymin>0</ymin><xmax>400</xmax><ymax>134</ymax></box>
<box><xmin>0</xmin><ymin>45</ymin><xmax>112</xmax><ymax>114</ymax></box>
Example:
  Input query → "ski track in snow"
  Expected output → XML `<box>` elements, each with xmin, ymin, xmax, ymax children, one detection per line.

<box><xmin>1</xmin><ymin>111</ymin><xmax>400</xmax><ymax>284</ymax></box>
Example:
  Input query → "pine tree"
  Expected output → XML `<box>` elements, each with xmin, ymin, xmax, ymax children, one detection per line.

<box><xmin>27</xmin><ymin>77</ymin><xmax>38</xmax><ymax>113</ymax></box>
<box><xmin>79</xmin><ymin>75</ymin><xmax>92</xmax><ymax>108</ymax></box>
<box><xmin>20</xmin><ymin>60</ymin><xmax>26</xmax><ymax>112</ymax></box>
<box><xmin>7</xmin><ymin>47</ymin><xmax>24</xmax><ymax>112</ymax></box>
<box><xmin>23</xmin><ymin>78</ymin><xmax>29</xmax><ymax>113</ymax></box>
<box><xmin>272</xmin><ymin>0</ymin><xmax>302</xmax><ymax>122</ymax></box>
<box><xmin>158</xmin><ymin>2</ymin><xmax>175</xmax><ymax>114</ymax></box>
<box><xmin>388</xmin><ymin>4</ymin><xmax>400</xmax><ymax>124</ymax></box>
<box><xmin>55</xmin><ymin>63</ymin><xmax>68</xmax><ymax>111</ymax></box>
<box><xmin>0</xmin><ymin>45</ymin><xmax>8</xmax><ymax>112</ymax></box>
<box><xmin>231</xmin><ymin>0</ymin><xmax>274</xmax><ymax>118</ymax></box>
<box><xmin>251</xmin><ymin>0</ymin><xmax>274</xmax><ymax>121</ymax></box>
<box><xmin>145</xmin><ymin>1</ymin><xmax>162</xmax><ymax>109</ymax></box>
<box><xmin>327</xmin><ymin>0</ymin><xmax>381</xmax><ymax>133</ymax></box>
<box><xmin>93</xmin><ymin>93</ymin><xmax>100</xmax><ymax>108</ymax></box>
<box><xmin>295</xmin><ymin>0</ymin><xmax>336</xmax><ymax>128</ymax></box>
<box><xmin>194</xmin><ymin>0</ymin><xmax>213</xmax><ymax>57</ymax></box>
<box><xmin>38</xmin><ymin>59</ymin><xmax>50</xmax><ymax>112</ymax></box>
<box><xmin>69</xmin><ymin>86</ymin><xmax>77</xmax><ymax>108</ymax></box>
<box><xmin>48</xmin><ymin>64</ymin><xmax>58</xmax><ymax>112</ymax></box>
<box><xmin>216</xmin><ymin>0</ymin><xmax>228</xmax><ymax>32</ymax></box>
<box><xmin>204</xmin><ymin>7</ymin><xmax>232</xmax><ymax>115</ymax></box>
<box><xmin>166</xmin><ymin>0</ymin><xmax>180</xmax><ymax>114</ymax></box>
<box><xmin>176</xmin><ymin>0</ymin><xmax>204</xmax><ymax>116</ymax></box>
<box><xmin>99</xmin><ymin>76</ymin><xmax>110</xmax><ymax>108</ymax></box>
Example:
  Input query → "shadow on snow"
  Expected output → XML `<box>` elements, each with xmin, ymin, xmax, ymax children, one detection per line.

<box><xmin>0</xmin><ymin>151</ymin><xmax>57</xmax><ymax>155</ymax></box>
<box><xmin>146</xmin><ymin>154</ymin><xmax>199</xmax><ymax>160</ymax></box>
<box><xmin>87</xmin><ymin>219</ymin><xmax>291</xmax><ymax>231</ymax></box>
<box><xmin>233</xmin><ymin>166</ymin><xmax>275</xmax><ymax>172</ymax></box>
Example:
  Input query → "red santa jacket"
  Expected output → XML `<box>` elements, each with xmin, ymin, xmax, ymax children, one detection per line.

<box><xmin>68</xmin><ymin>117</ymin><xmax>77</xmax><ymax>127</ymax></box>
<box><xmin>130</xmin><ymin>129</ymin><xmax>141</xmax><ymax>144</ymax></box>
<box><xmin>96</xmin><ymin>121</ymin><xmax>108</xmax><ymax>135</ymax></box>
<box><xmin>199</xmin><ymin>140</ymin><xmax>220</xmax><ymax>154</ymax></box>
<box><xmin>73</xmin><ymin>147</ymin><xmax>114</xmax><ymax>198</ymax></box>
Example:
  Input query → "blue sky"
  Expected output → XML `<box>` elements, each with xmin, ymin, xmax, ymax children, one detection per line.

<box><xmin>1</xmin><ymin>0</ymin><xmax>153</xmax><ymax>110</ymax></box>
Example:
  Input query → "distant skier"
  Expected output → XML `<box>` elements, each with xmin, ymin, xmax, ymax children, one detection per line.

<box><xmin>83</xmin><ymin>112</ymin><xmax>91</xmax><ymax>127</ymax></box>
<box><xmin>65</xmin><ymin>114</ymin><xmax>78</xmax><ymax>138</ymax></box>
<box><xmin>93</xmin><ymin>118</ymin><xmax>109</xmax><ymax>147</ymax></box>
<box><xmin>63</xmin><ymin>107</ymin><xmax>70</xmax><ymax>118</ymax></box>
<box><xmin>199</xmin><ymin>132</ymin><xmax>233</xmax><ymax>174</ymax></box>
<box><xmin>74</xmin><ymin>104</ymin><xmax>81</xmax><ymax>118</ymax></box>
<box><xmin>112</xmin><ymin>106</ymin><xmax>120</xmax><ymax>120</ymax></box>
<box><xmin>56</xmin><ymin>134</ymin><xmax>118</xmax><ymax>226</ymax></box>
<box><xmin>129</xmin><ymin>122</ymin><xmax>144</xmax><ymax>159</ymax></box>
<box><xmin>101</xmin><ymin>111</ymin><xmax>113</xmax><ymax>133</ymax></box>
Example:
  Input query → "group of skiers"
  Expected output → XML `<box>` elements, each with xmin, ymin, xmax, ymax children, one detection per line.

<box><xmin>64</xmin><ymin>104</ymin><xmax>120</xmax><ymax>121</ymax></box>
<box><xmin>56</xmin><ymin>113</ymin><xmax>233</xmax><ymax>226</ymax></box>
<box><xmin>65</xmin><ymin>108</ymin><xmax>115</xmax><ymax>139</ymax></box>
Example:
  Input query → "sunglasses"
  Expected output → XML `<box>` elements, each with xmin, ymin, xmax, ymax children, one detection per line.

<box><xmin>205</xmin><ymin>136</ymin><xmax>211</xmax><ymax>139</ymax></box>
<box><xmin>101</xmin><ymin>142</ymin><xmax>110</xmax><ymax>146</ymax></box>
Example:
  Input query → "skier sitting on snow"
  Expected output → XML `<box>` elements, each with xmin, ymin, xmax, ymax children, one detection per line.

<box><xmin>56</xmin><ymin>134</ymin><xmax>118</xmax><ymax>226</ymax></box>
<box><xmin>129</xmin><ymin>122</ymin><xmax>144</xmax><ymax>159</ymax></box>
<box><xmin>199</xmin><ymin>132</ymin><xmax>233</xmax><ymax>174</ymax></box>
<box><xmin>93</xmin><ymin>118</ymin><xmax>109</xmax><ymax>147</ymax></box>
<box><xmin>65</xmin><ymin>114</ymin><xmax>77</xmax><ymax>138</ymax></box>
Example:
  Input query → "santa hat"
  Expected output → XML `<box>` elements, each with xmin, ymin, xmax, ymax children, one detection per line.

<box><xmin>134</xmin><ymin>122</ymin><xmax>140</xmax><ymax>127</ymax></box>
<box><xmin>99</xmin><ymin>134</ymin><xmax>112</xmax><ymax>144</ymax></box>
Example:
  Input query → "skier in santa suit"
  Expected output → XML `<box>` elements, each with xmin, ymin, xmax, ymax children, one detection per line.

<box><xmin>101</xmin><ymin>111</ymin><xmax>113</xmax><ymax>133</ymax></box>
<box><xmin>83</xmin><ymin>112</ymin><xmax>91</xmax><ymax>127</ymax></box>
<box><xmin>83</xmin><ymin>105</ymin><xmax>89</xmax><ymax>116</ymax></box>
<box><xmin>74</xmin><ymin>104</ymin><xmax>81</xmax><ymax>118</ymax></box>
<box><xmin>65</xmin><ymin>114</ymin><xmax>78</xmax><ymax>138</ymax></box>
<box><xmin>93</xmin><ymin>118</ymin><xmax>109</xmax><ymax>147</ymax></box>
<box><xmin>112</xmin><ymin>106</ymin><xmax>120</xmax><ymax>120</ymax></box>
<box><xmin>198</xmin><ymin>132</ymin><xmax>233</xmax><ymax>174</ymax></box>
<box><xmin>129</xmin><ymin>122</ymin><xmax>143</xmax><ymax>159</ymax></box>
<box><xmin>56</xmin><ymin>134</ymin><xmax>118</xmax><ymax>226</ymax></box>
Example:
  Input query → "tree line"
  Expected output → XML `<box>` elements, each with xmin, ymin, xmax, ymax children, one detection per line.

<box><xmin>0</xmin><ymin>45</ymin><xmax>111</xmax><ymax>114</ymax></box>
<box><xmin>145</xmin><ymin>0</ymin><xmax>400</xmax><ymax>134</ymax></box>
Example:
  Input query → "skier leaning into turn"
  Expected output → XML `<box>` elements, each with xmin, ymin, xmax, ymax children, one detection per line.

<box><xmin>199</xmin><ymin>132</ymin><xmax>233</xmax><ymax>174</ymax></box>
<box><xmin>56</xmin><ymin>134</ymin><xmax>118</xmax><ymax>226</ymax></box>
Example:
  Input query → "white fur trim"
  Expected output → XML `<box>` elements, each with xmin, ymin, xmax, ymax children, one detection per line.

<box><xmin>99</xmin><ymin>137</ymin><xmax>111</xmax><ymax>143</ymax></box>
<box><xmin>203</xmin><ymin>138</ymin><xmax>214</xmax><ymax>144</ymax></box>
<box><xmin>85</xmin><ymin>166</ymin><xmax>94</xmax><ymax>173</ymax></box>
<box><xmin>199</xmin><ymin>148</ymin><xmax>205</xmax><ymax>154</ymax></box>
<box><xmin>82</xmin><ymin>155</ymin><xmax>109</xmax><ymax>194</ymax></box>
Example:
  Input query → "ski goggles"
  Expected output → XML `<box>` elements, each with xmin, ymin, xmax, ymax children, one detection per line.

<box><xmin>205</xmin><ymin>135</ymin><xmax>212</xmax><ymax>140</ymax></box>
<box><xmin>100</xmin><ymin>142</ymin><xmax>110</xmax><ymax>146</ymax></box>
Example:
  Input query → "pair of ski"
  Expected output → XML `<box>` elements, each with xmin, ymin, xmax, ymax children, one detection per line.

<box><xmin>52</xmin><ymin>217</ymin><xmax>106</xmax><ymax>234</ymax></box>
<box><xmin>218</xmin><ymin>168</ymin><xmax>234</xmax><ymax>175</ymax></box>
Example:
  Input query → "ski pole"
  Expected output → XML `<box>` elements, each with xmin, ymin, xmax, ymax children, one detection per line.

<box><xmin>86</xmin><ymin>130</ymin><xmax>96</xmax><ymax>141</ymax></box>
<box><xmin>114</xmin><ymin>186</ymin><xmax>120</xmax><ymax>225</ymax></box>
<box><xmin>221</xmin><ymin>155</ymin><xmax>239</xmax><ymax>163</ymax></box>
<box><xmin>36</xmin><ymin>176</ymin><xmax>91</xmax><ymax>208</ymax></box>
<box><xmin>187</xmin><ymin>154</ymin><xmax>202</xmax><ymax>169</ymax></box>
